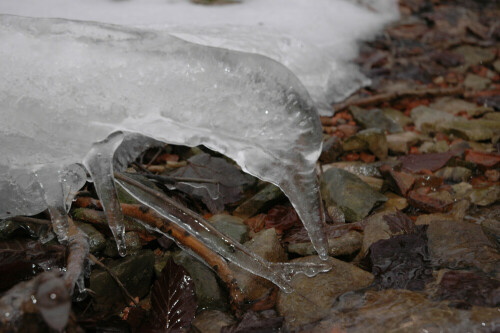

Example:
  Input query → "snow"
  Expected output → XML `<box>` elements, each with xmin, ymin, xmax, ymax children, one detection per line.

<box><xmin>0</xmin><ymin>0</ymin><xmax>398</xmax><ymax>287</ymax></box>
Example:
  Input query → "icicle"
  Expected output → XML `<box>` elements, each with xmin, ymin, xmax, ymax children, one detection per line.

<box><xmin>115</xmin><ymin>173</ymin><xmax>330</xmax><ymax>293</ymax></box>
<box><xmin>82</xmin><ymin>132</ymin><xmax>127</xmax><ymax>256</ymax></box>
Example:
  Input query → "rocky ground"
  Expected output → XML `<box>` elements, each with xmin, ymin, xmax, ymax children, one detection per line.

<box><xmin>1</xmin><ymin>0</ymin><xmax>500</xmax><ymax>332</ymax></box>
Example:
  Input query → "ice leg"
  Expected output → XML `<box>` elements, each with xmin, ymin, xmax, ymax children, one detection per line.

<box><xmin>82</xmin><ymin>131</ymin><xmax>127</xmax><ymax>256</ymax></box>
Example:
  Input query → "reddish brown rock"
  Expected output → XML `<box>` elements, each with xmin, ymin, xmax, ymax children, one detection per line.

<box><xmin>399</xmin><ymin>152</ymin><xmax>453</xmax><ymax>173</ymax></box>
<box><xmin>407</xmin><ymin>190</ymin><xmax>453</xmax><ymax>213</ymax></box>
<box><xmin>380</xmin><ymin>165</ymin><xmax>415</xmax><ymax>196</ymax></box>
<box><xmin>465</xmin><ymin>149</ymin><xmax>500</xmax><ymax>168</ymax></box>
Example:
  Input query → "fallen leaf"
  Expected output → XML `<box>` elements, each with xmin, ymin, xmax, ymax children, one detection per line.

<box><xmin>149</xmin><ymin>258</ymin><xmax>197</xmax><ymax>332</ymax></box>
<box><xmin>221</xmin><ymin>310</ymin><xmax>283</xmax><ymax>333</ymax></box>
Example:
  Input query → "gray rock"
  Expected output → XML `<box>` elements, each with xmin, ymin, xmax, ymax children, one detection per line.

<box><xmin>411</xmin><ymin>106</ymin><xmax>455</xmax><ymax>134</ymax></box>
<box><xmin>468</xmin><ymin>185</ymin><xmax>500</xmax><ymax>206</ymax></box>
<box><xmin>313</xmin><ymin>289</ymin><xmax>500</xmax><ymax>333</ymax></box>
<box><xmin>437</xmin><ymin>119</ymin><xmax>500</xmax><ymax>141</ymax></box>
<box><xmin>349</xmin><ymin>106</ymin><xmax>402</xmax><ymax>133</ymax></box>
<box><xmin>75</xmin><ymin>221</ymin><xmax>106</xmax><ymax>254</ymax></box>
<box><xmin>382</xmin><ymin>107</ymin><xmax>413</xmax><ymax>128</ymax></box>
<box><xmin>276</xmin><ymin>256</ymin><xmax>374</xmax><ymax>329</ymax></box>
<box><xmin>452</xmin><ymin>45</ymin><xmax>496</xmax><ymax>67</ymax></box>
<box><xmin>230</xmin><ymin>228</ymin><xmax>287</xmax><ymax>300</ymax></box>
<box><xmin>435</xmin><ymin>166</ymin><xmax>471</xmax><ymax>183</ymax></box>
<box><xmin>287</xmin><ymin>230</ymin><xmax>362</xmax><ymax>257</ymax></box>
<box><xmin>173</xmin><ymin>251</ymin><xmax>227</xmax><ymax>311</ymax></box>
<box><xmin>208</xmin><ymin>214</ymin><xmax>249</xmax><ymax>243</ymax></box>
<box><xmin>103</xmin><ymin>231</ymin><xmax>142</xmax><ymax>257</ymax></box>
<box><xmin>430</xmin><ymin>97</ymin><xmax>492</xmax><ymax>117</ymax></box>
<box><xmin>386</xmin><ymin>131</ymin><xmax>420</xmax><ymax>154</ymax></box>
<box><xmin>464</xmin><ymin>73</ymin><xmax>491</xmax><ymax>90</ymax></box>
<box><xmin>192</xmin><ymin>310</ymin><xmax>236</xmax><ymax>333</ymax></box>
<box><xmin>427</xmin><ymin>219</ymin><xmax>500</xmax><ymax>275</ymax></box>
<box><xmin>90</xmin><ymin>250</ymin><xmax>155</xmax><ymax>312</ymax></box>
<box><xmin>343</xmin><ymin>128</ymin><xmax>388</xmax><ymax>160</ymax></box>
<box><xmin>321</xmin><ymin>168</ymin><xmax>387</xmax><ymax>222</ymax></box>
<box><xmin>233</xmin><ymin>184</ymin><xmax>284</xmax><ymax>219</ymax></box>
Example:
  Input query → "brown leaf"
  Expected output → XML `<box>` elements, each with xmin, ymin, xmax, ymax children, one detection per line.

<box><xmin>149</xmin><ymin>258</ymin><xmax>197</xmax><ymax>331</ymax></box>
<box><xmin>263</xmin><ymin>206</ymin><xmax>302</xmax><ymax>235</ymax></box>
<box><xmin>399</xmin><ymin>152</ymin><xmax>453</xmax><ymax>173</ymax></box>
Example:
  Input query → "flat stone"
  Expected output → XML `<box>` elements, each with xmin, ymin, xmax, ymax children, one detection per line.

<box><xmin>319</xmin><ymin>135</ymin><xmax>343</xmax><ymax>163</ymax></box>
<box><xmin>452</xmin><ymin>45</ymin><xmax>496</xmax><ymax>67</ymax></box>
<box><xmin>75</xmin><ymin>221</ymin><xmax>106</xmax><ymax>254</ymax></box>
<box><xmin>229</xmin><ymin>228</ymin><xmax>287</xmax><ymax>300</ymax></box>
<box><xmin>173</xmin><ymin>251</ymin><xmax>227</xmax><ymax>311</ymax></box>
<box><xmin>464</xmin><ymin>73</ymin><xmax>491</xmax><ymax>90</ymax></box>
<box><xmin>430</xmin><ymin>97</ymin><xmax>493</xmax><ymax>117</ymax></box>
<box><xmin>427</xmin><ymin>219</ymin><xmax>500</xmax><ymax>275</ymax></box>
<box><xmin>233</xmin><ymin>184</ymin><xmax>284</xmax><ymax>219</ymax></box>
<box><xmin>343</xmin><ymin>128</ymin><xmax>388</xmax><ymax>160</ymax></box>
<box><xmin>386</xmin><ymin>131</ymin><xmax>420</xmax><ymax>154</ymax></box>
<box><xmin>192</xmin><ymin>310</ymin><xmax>236</xmax><ymax>333</ymax></box>
<box><xmin>465</xmin><ymin>149</ymin><xmax>500</xmax><ymax>168</ymax></box>
<box><xmin>349</xmin><ymin>106</ymin><xmax>402</xmax><ymax>133</ymax></box>
<box><xmin>313</xmin><ymin>289</ymin><xmax>500</xmax><ymax>333</ymax></box>
<box><xmin>360</xmin><ymin>211</ymin><xmax>400</xmax><ymax>256</ymax></box>
<box><xmin>411</xmin><ymin>105</ymin><xmax>455</xmax><ymax>134</ymax></box>
<box><xmin>435</xmin><ymin>166</ymin><xmax>472</xmax><ymax>183</ymax></box>
<box><xmin>90</xmin><ymin>250</ymin><xmax>155</xmax><ymax>312</ymax></box>
<box><xmin>419</xmin><ymin>140</ymin><xmax>450</xmax><ymax>154</ymax></box>
<box><xmin>382</xmin><ymin>107</ymin><xmax>413</xmax><ymax>127</ymax></box>
<box><xmin>321</xmin><ymin>168</ymin><xmax>387</xmax><ymax>222</ymax></box>
<box><xmin>438</xmin><ymin>119</ymin><xmax>500</xmax><ymax>141</ymax></box>
<box><xmin>208</xmin><ymin>214</ymin><xmax>249</xmax><ymax>243</ymax></box>
<box><xmin>287</xmin><ymin>230</ymin><xmax>362</xmax><ymax>257</ymax></box>
<box><xmin>468</xmin><ymin>185</ymin><xmax>500</xmax><ymax>206</ymax></box>
<box><xmin>277</xmin><ymin>256</ymin><xmax>374</xmax><ymax>329</ymax></box>
<box><xmin>376</xmin><ymin>191</ymin><xmax>408</xmax><ymax>213</ymax></box>
<box><xmin>407</xmin><ymin>190</ymin><xmax>453</xmax><ymax>213</ymax></box>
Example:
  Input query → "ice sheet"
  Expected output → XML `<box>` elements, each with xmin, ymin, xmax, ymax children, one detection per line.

<box><xmin>0</xmin><ymin>0</ymin><xmax>399</xmax><ymax>113</ymax></box>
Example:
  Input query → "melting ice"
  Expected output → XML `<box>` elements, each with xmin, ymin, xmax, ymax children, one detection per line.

<box><xmin>0</xmin><ymin>0</ymin><xmax>398</xmax><ymax>291</ymax></box>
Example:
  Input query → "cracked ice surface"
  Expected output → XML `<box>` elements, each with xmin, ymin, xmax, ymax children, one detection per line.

<box><xmin>0</xmin><ymin>0</ymin><xmax>399</xmax><ymax>114</ymax></box>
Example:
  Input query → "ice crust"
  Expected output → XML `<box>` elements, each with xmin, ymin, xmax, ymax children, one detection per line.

<box><xmin>0</xmin><ymin>0</ymin><xmax>399</xmax><ymax>114</ymax></box>
<box><xmin>0</xmin><ymin>0</ymin><xmax>398</xmax><ymax>291</ymax></box>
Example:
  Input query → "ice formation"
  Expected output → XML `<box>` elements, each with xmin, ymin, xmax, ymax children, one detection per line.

<box><xmin>0</xmin><ymin>0</ymin><xmax>399</xmax><ymax>114</ymax></box>
<box><xmin>0</xmin><ymin>14</ymin><xmax>332</xmax><ymax>288</ymax></box>
<box><xmin>0</xmin><ymin>0</ymin><xmax>398</xmax><ymax>292</ymax></box>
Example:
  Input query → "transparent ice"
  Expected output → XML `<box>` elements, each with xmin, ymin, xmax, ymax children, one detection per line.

<box><xmin>0</xmin><ymin>0</ymin><xmax>397</xmax><ymax>293</ymax></box>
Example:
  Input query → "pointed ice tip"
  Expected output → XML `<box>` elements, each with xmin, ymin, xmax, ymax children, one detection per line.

<box><xmin>117</xmin><ymin>240</ymin><xmax>127</xmax><ymax>257</ymax></box>
<box><xmin>318</xmin><ymin>251</ymin><xmax>329</xmax><ymax>261</ymax></box>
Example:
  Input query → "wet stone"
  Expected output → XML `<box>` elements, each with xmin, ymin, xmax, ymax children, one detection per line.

<box><xmin>382</xmin><ymin>107</ymin><xmax>413</xmax><ymax>128</ymax></box>
<box><xmin>75</xmin><ymin>221</ymin><xmax>106</xmax><ymax>254</ymax></box>
<box><xmin>360</xmin><ymin>211</ymin><xmax>400</xmax><ymax>256</ymax></box>
<box><xmin>90</xmin><ymin>250</ymin><xmax>155</xmax><ymax>312</ymax></box>
<box><xmin>376</xmin><ymin>191</ymin><xmax>408</xmax><ymax>213</ymax></box>
<box><xmin>230</xmin><ymin>228</ymin><xmax>287</xmax><ymax>300</ymax></box>
<box><xmin>427</xmin><ymin>219</ymin><xmax>500</xmax><ymax>276</ymax></box>
<box><xmin>287</xmin><ymin>230</ymin><xmax>362</xmax><ymax>257</ymax></box>
<box><xmin>418</xmin><ymin>140</ymin><xmax>450</xmax><ymax>154</ymax></box>
<box><xmin>191</xmin><ymin>310</ymin><xmax>236</xmax><ymax>333</ymax></box>
<box><xmin>408</xmin><ymin>190</ymin><xmax>453</xmax><ymax>213</ymax></box>
<box><xmin>411</xmin><ymin>105</ymin><xmax>455</xmax><ymax>134</ymax></box>
<box><xmin>173</xmin><ymin>251</ymin><xmax>227</xmax><ymax>311</ymax></box>
<box><xmin>452</xmin><ymin>45</ymin><xmax>496</xmax><ymax>67</ymax></box>
<box><xmin>321</xmin><ymin>168</ymin><xmax>387</xmax><ymax>222</ymax></box>
<box><xmin>233</xmin><ymin>184</ymin><xmax>284</xmax><ymax>219</ymax></box>
<box><xmin>435</xmin><ymin>166</ymin><xmax>471</xmax><ymax>183</ymax></box>
<box><xmin>319</xmin><ymin>135</ymin><xmax>343</xmax><ymax>163</ymax></box>
<box><xmin>322</xmin><ymin>161</ymin><xmax>383</xmax><ymax>178</ymax></box>
<box><xmin>349</xmin><ymin>106</ymin><xmax>402</xmax><ymax>133</ymax></box>
<box><xmin>103</xmin><ymin>231</ymin><xmax>142</xmax><ymax>257</ymax></box>
<box><xmin>438</xmin><ymin>119</ymin><xmax>500</xmax><ymax>142</ymax></box>
<box><xmin>208</xmin><ymin>214</ymin><xmax>249</xmax><ymax>243</ymax></box>
<box><xmin>430</xmin><ymin>97</ymin><xmax>493</xmax><ymax>117</ymax></box>
<box><xmin>343</xmin><ymin>128</ymin><xmax>388</xmax><ymax>160</ymax></box>
<box><xmin>276</xmin><ymin>256</ymin><xmax>374</xmax><ymax>329</ymax></box>
<box><xmin>468</xmin><ymin>185</ymin><xmax>500</xmax><ymax>206</ymax></box>
<box><xmin>386</xmin><ymin>131</ymin><xmax>420</xmax><ymax>154</ymax></box>
<box><xmin>314</xmin><ymin>289</ymin><xmax>500</xmax><ymax>333</ymax></box>
<box><xmin>464</xmin><ymin>73</ymin><xmax>491</xmax><ymax>90</ymax></box>
<box><xmin>380</xmin><ymin>165</ymin><xmax>415</xmax><ymax>196</ymax></box>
